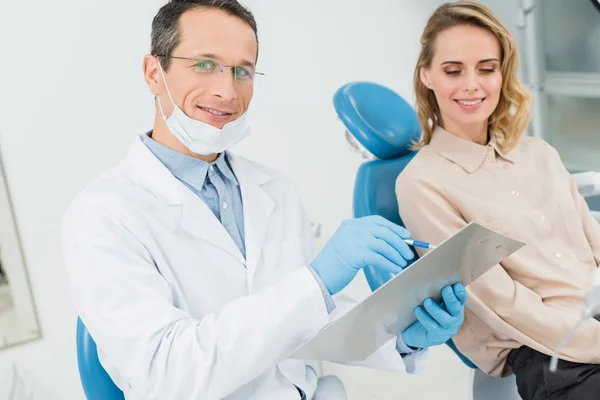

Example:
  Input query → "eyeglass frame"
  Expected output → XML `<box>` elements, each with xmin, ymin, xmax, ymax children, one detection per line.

<box><xmin>154</xmin><ymin>54</ymin><xmax>265</xmax><ymax>83</ymax></box>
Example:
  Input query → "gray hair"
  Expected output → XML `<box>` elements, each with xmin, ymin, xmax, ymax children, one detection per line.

<box><xmin>151</xmin><ymin>0</ymin><xmax>258</xmax><ymax>71</ymax></box>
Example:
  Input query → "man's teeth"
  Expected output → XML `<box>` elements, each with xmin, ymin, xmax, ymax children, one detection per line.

<box><xmin>203</xmin><ymin>107</ymin><xmax>228</xmax><ymax>115</ymax></box>
<box><xmin>457</xmin><ymin>99</ymin><xmax>482</xmax><ymax>106</ymax></box>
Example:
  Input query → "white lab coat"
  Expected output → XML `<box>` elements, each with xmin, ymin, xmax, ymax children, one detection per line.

<box><xmin>62</xmin><ymin>135</ymin><xmax>427</xmax><ymax>400</ymax></box>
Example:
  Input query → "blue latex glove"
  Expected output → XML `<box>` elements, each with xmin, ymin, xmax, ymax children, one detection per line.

<box><xmin>401</xmin><ymin>283</ymin><xmax>467</xmax><ymax>349</ymax></box>
<box><xmin>310</xmin><ymin>216</ymin><xmax>414</xmax><ymax>295</ymax></box>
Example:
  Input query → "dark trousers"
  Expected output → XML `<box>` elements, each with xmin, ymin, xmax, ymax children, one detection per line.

<box><xmin>507</xmin><ymin>346</ymin><xmax>600</xmax><ymax>400</ymax></box>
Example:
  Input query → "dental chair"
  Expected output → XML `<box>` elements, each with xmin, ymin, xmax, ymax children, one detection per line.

<box><xmin>76</xmin><ymin>317</ymin><xmax>125</xmax><ymax>400</ymax></box>
<box><xmin>334</xmin><ymin>81</ymin><xmax>520</xmax><ymax>400</ymax></box>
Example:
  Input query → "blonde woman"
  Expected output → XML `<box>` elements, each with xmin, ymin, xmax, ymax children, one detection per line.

<box><xmin>396</xmin><ymin>1</ymin><xmax>600</xmax><ymax>399</ymax></box>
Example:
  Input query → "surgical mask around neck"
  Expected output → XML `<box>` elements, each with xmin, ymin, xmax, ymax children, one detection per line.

<box><xmin>156</xmin><ymin>63</ymin><xmax>251</xmax><ymax>155</ymax></box>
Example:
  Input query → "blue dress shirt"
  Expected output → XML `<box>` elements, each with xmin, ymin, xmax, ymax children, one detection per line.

<box><xmin>143</xmin><ymin>133</ymin><xmax>246</xmax><ymax>258</ymax></box>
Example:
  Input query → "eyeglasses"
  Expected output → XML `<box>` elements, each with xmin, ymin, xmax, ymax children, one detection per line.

<box><xmin>155</xmin><ymin>55</ymin><xmax>264</xmax><ymax>84</ymax></box>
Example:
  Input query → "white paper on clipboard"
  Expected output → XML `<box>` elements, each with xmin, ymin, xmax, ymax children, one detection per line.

<box><xmin>289</xmin><ymin>221</ymin><xmax>525</xmax><ymax>362</ymax></box>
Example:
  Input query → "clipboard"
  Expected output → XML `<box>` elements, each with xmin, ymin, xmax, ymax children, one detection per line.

<box><xmin>290</xmin><ymin>222</ymin><xmax>525</xmax><ymax>362</ymax></box>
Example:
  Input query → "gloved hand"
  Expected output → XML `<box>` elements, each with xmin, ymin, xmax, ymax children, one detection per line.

<box><xmin>310</xmin><ymin>216</ymin><xmax>414</xmax><ymax>295</ymax></box>
<box><xmin>401</xmin><ymin>283</ymin><xmax>467</xmax><ymax>349</ymax></box>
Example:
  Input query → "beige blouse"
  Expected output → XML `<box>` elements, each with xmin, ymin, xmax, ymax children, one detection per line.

<box><xmin>396</xmin><ymin>126</ymin><xmax>600</xmax><ymax>377</ymax></box>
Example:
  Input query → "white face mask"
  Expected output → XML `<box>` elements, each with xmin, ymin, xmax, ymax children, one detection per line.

<box><xmin>156</xmin><ymin>63</ymin><xmax>251</xmax><ymax>155</ymax></box>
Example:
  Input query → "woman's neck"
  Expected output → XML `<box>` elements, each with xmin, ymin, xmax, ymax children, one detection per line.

<box><xmin>441</xmin><ymin>119</ymin><xmax>488</xmax><ymax>145</ymax></box>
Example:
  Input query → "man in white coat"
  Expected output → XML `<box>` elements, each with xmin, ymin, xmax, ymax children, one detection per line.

<box><xmin>62</xmin><ymin>1</ymin><xmax>467</xmax><ymax>399</ymax></box>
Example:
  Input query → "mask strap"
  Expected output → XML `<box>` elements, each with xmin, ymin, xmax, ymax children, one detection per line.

<box><xmin>156</xmin><ymin>95</ymin><xmax>169</xmax><ymax>121</ymax></box>
<box><xmin>157</xmin><ymin>61</ymin><xmax>178</xmax><ymax>117</ymax></box>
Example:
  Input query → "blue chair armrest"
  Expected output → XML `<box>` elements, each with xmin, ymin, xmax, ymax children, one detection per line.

<box><xmin>446</xmin><ymin>339</ymin><xmax>477</xmax><ymax>369</ymax></box>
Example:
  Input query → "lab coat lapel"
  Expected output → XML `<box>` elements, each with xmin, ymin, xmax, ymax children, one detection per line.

<box><xmin>227</xmin><ymin>153</ymin><xmax>275</xmax><ymax>283</ymax></box>
<box><xmin>180</xmin><ymin>188</ymin><xmax>246</xmax><ymax>265</ymax></box>
<box><xmin>127</xmin><ymin>136</ymin><xmax>245</xmax><ymax>265</ymax></box>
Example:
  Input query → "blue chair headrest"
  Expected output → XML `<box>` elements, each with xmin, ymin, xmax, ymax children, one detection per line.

<box><xmin>333</xmin><ymin>81</ymin><xmax>421</xmax><ymax>160</ymax></box>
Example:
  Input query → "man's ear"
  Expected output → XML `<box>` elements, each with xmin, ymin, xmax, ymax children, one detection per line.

<box><xmin>143</xmin><ymin>54</ymin><xmax>162</xmax><ymax>96</ymax></box>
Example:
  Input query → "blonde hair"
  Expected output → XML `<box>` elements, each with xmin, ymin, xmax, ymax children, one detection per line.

<box><xmin>413</xmin><ymin>0</ymin><xmax>531</xmax><ymax>152</ymax></box>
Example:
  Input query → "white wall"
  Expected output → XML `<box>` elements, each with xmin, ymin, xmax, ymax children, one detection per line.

<box><xmin>0</xmin><ymin>1</ymin><xmax>166</xmax><ymax>397</ymax></box>
<box><xmin>0</xmin><ymin>0</ymin><xmax>477</xmax><ymax>399</ymax></box>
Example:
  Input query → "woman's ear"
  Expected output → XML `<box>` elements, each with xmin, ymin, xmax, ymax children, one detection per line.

<box><xmin>420</xmin><ymin>67</ymin><xmax>433</xmax><ymax>90</ymax></box>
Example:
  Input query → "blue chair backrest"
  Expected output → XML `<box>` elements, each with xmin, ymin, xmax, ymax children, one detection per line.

<box><xmin>353</xmin><ymin>156</ymin><xmax>418</xmax><ymax>289</ymax></box>
<box><xmin>334</xmin><ymin>81</ymin><xmax>477</xmax><ymax>370</ymax></box>
<box><xmin>76</xmin><ymin>317</ymin><xmax>125</xmax><ymax>400</ymax></box>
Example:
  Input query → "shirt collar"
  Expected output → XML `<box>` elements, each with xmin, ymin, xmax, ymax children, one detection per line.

<box><xmin>141</xmin><ymin>132</ymin><xmax>239</xmax><ymax>191</ymax></box>
<box><xmin>429</xmin><ymin>126</ymin><xmax>514</xmax><ymax>173</ymax></box>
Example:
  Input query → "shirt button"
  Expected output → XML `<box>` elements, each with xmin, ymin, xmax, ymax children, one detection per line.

<box><xmin>555</xmin><ymin>251</ymin><xmax>562</xmax><ymax>259</ymax></box>
<box><xmin>209</xmin><ymin>165</ymin><xmax>215</xmax><ymax>172</ymax></box>
<box><xmin>540</xmin><ymin>215</ymin><xmax>546</xmax><ymax>222</ymax></box>
<box><xmin>222</xmin><ymin>202</ymin><xmax>228</xmax><ymax>210</ymax></box>
<box><xmin>512</xmin><ymin>190</ymin><xmax>520</xmax><ymax>197</ymax></box>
